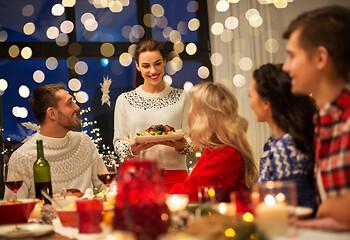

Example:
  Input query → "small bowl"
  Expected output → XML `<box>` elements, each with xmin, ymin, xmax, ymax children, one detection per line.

<box><xmin>53</xmin><ymin>196</ymin><xmax>77</xmax><ymax>210</ymax></box>
<box><xmin>0</xmin><ymin>199</ymin><xmax>39</xmax><ymax>225</ymax></box>
<box><xmin>57</xmin><ymin>210</ymin><xmax>77</xmax><ymax>228</ymax></box>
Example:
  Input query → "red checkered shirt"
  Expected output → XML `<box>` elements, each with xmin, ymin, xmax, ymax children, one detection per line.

<box><xmin>314</xmin><ymin>85</ymin><xmax>350</xmax><ymax>198</ymax></box>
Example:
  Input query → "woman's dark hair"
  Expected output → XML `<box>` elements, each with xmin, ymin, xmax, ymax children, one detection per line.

<box><xmin>253</xmin><ymin>64</ymin><xmax>316</xmax><ymax>177</ymax></box>
<box><xmin>133</xmin><ymin>38</ymin><xmax>165</xmax><ymax>88</ymax></box>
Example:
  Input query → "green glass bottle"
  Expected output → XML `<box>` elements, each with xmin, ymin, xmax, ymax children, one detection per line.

<box><xmin>33</xmin><ymin>140</ymin><xmax>53</xmax><ymax>204</ymax></box>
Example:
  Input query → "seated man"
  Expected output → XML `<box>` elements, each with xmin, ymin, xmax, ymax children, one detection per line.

<box><xmin>283</xmin><ymin>6</ymin><xmax>350</xmax><ymax>225</ymax></box>
<box><xmin>5</xmin><ymin>84</ymin><xmax>107</xmax><ymax>199</ymax></box>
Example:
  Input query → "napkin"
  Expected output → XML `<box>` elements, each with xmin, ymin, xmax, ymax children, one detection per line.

<box><xmin>52</xmin><ymin>218</ymin><xmax>108</xmax><ymax>240</ymax></box>
<box><xmin>296</xmin><ymin>217</ymin><xmax>350</xmax><ymax>231</ymax></box>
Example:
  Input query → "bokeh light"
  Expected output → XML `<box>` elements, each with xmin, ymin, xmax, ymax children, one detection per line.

<box><xmin>225</xmin><ymin>16</ymin><xmax>239</xmax><ymax>30</ymax></box>
<box><xmin>169</xmin><ymin>30</ymin><xmax>181</xmax><ymax>43</ymax></box>
<box><xmin>163</xmin><ymin>75</ymin><xmax>173</xmax><ymax>86</ymax></box>
<box><xmin>210</xmin><ymin>53</ymin><xmax>223</xmax><ymax>66</ymax></box>
<box><xmin>22</xmin><ymin>5</ymin><xmax>34</xmax><ymax>17</ymax></box>
<box><xmin>143</xmin><ymin>14</ymin><xmax>156</xmax><ymax>28</ymax></box>
<box><xmin>239</xmin><ymin>57</ymin><xmax>253</xmax><ymax>71</ymax></box>
<box><xmin>33</xmin><ymin>70</ymin><xmax>45</xmax><ymax>83</ymax></box>
<box><xmin>101</xmin><ymin>43</ymin><xmax>115</xmax><ymax>57</ymax></box>
<box><xmin>74</xmin><ymin>61</ymin><xmax>88</xmax><ymax>75</ymax></box>
<box><xmin>52</xmin><ymin>4</ymin><xmax>65</xmax><ymax>16</ymax></box>
<box><xmin>245</xmin><ymin>8</ymin><xmax>260</xmax><ymax>20</ymax></box>
<box><xmin>265</xmin><ymin>38</ymin><xmax>279</xmax><ymax>53</ymax></box>
<box><xmin>46</xmin><ymin>26</ymin><xmax>59</xmax><ymax>39</ymax></box>
<box><xmin>216</xmin><ymin>0</ymin><xmax>230</xmax><ymax>12</ymax></box>
<box><xmin>0</xmin><ymin>31</ymin><xmax>8</xmax><ymax>42</ymax></box>
<box><xmin>198</xmin><ymin>66</ymin><xmax>210</xmax><ymax>79</ymax></box>
<box><xmin>60</xmin><ymin>20</ymin><xmax>74</xmax><ymax>34</ymax></box>
<box><xmin>101</xmin><ymin>58</ymin><xmax>109</xmax><ymax>67</ymax></box>
<box><xmin>220</xmin><ymin>29</ymin><xmax>234</xmax><ymax>42</ymax></box>
<box><xmin>68</xmin><ymin>78</ymin><xmax>81</xmax><ymax>91</ymax></box>
<box><xmin>151</xmin><ymin>4</ymin><xmax>164</xmax><ymax>17</ymax></box>
<box><xmin>173</xmin><ymin>41</ymin><xmax>185</xmax><ymax>53</ymax></box>
<box><xmin>21</xmin><ymin>47</ymin><xmax>32</xmax><ymax>59</ymax></box>
<box><xmin>75</xmin><ymin>91</ymin><xmax>89</xmax><ymax>103</ymax></box>
<box><xmin>186</xmin><ymin>43</ymin><xmax>197</xmax><ymax>55</ymax></box>
<box><xmin>184</xmin><ymin>81</ymin><xmax>193</xmax><ymax>93</ymax></box>
<box><xmin>19</xmin><ymin>85</ymin><xmax>30</xmax><ymax>98</ymax></box>
<box><xmin>249</xmin><ymin>15</ymin><xmax>263</xmax><ymax>27</ymax></box>
<box><xmin>46</xmin><ymin>57</ymin><xmax>58</xmax><ymax>70</ymax></box>
<box><xmin>8</xmin><ymin>45</ymin><xmax>20</xmax><ymax>58</ymax></box>
<box><xmin>131</xmin><ymin>25</ymin><xmax>145</xmax><ymax>39</ymax></box>
<box><xmin>274</xmin><ymin>0</ymin><xmax>288</xmax><ymax>8</ymax></box>
<box><xmin>0</xmin><ymin>79</ymin><xmax>8</xmax><ymax>91</ymax></box>
<box><xmin>188</xmin><ymin>18</ymin><xmax>200</xmax><ymax>31</ymax></box>
<box><xmin>119</xmin><ymin>52</ymin><xmax>132</xmax><ymax>67</ymax></box>
<box><xmin>156</xmin><ymin>16</ymin><xmax>168</xmax><ymax>29</ymax></box>
<box><xmin>187</xmin><ymin>1</ymin><xmax>199</xmax><ymax>12</ymax></box>
<box><xmin>62</xmin><ymin>0</ymin><xmax>76</xmax><ymax>7</ymax></box>
<box><xmin>211</xmin><ymin>22</ymin><xmax>224</xmax><ymax>35</ymax></box>
<box><xmin>56</xmin><ymin>33</ymin><xmax>69</xmax><ymax>46</ymax></box>
<box><xmin>233</xmin><ymin>74</ymin><xmax>246</xmax><ymax>87</ymax></box>
<box><xmin>109</xmin><ymin>1</ymin><xmax>123</xmax><ymax>12</ymax></box>
<box><xmin>23</xmin><ymin>22</ymin><xmax>35</xmax><ymax>35</ymax></box>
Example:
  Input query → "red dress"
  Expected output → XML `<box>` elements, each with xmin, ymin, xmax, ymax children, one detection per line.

<box><xmin>169</xmin><ymin>145</ymin><xmax>247</xmax><ymax>203</ymax></box>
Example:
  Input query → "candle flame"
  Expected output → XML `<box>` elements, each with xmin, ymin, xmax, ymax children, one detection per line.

<box><xmin>264</xmin><ymin>194</ymin><xmax>276</xmax><ymax>206</ymax></box>
<box><xmin>275</xmin><ymin>193</ymin><xmax>285</xmax><ymax>202</ymax></box>
<box><xmin>218</xmin><ymin>203</ymin><xmax>227</xmax><ymax>214</ymax></box>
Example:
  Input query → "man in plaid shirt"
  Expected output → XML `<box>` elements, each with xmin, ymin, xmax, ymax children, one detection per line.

<box><xmin>283</xmin><ymin>6</ymin><xmax>350</xmax><ymax>226</ymax></box>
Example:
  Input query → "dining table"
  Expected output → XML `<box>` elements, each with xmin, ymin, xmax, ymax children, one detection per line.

<box><xmin>5</xmin><ymin>227</ymin><xmax>349</xmax><ymax>240</ymax></box>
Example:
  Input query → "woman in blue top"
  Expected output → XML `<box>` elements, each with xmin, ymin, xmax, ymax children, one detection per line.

<box><xmin>249</xmin><ymin>63</ymin><xmax>317</xmax><ymax>208</ymax></box>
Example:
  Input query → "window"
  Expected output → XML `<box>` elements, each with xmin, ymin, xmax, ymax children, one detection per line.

<box><xmin>0</xmin><ymin>0</ymin><xmax>212</xmax><ymax>154</ymax></box>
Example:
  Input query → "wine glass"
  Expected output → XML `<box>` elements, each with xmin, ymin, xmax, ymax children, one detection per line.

<box><xmin>98</xmin><ymin>154</ymin><xmax>118</xmax><ymax>190</ymax></box>
<box><xmin>3</xmin><ymin>158</ymin><xmax>23</xmax><ymax>200</ymax></box>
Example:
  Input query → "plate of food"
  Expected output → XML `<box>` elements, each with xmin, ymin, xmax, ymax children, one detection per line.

<box><xmin>0</xmin><ymin>223</ymin><xmax>53</xmax><ymax>238</ymax></box>
<box><xmin>135</xmin><ymin>124</ymin><xmax>185</xmax><ymax>143</ymax></box>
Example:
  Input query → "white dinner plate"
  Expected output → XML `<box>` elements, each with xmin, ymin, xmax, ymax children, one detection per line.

<box><xmin>295</xmin><ymin>206</ymin><xmax>314</xmax><ymax>218</ymax></box>
<box><xmin>0</xmin><ymin>223</ymin><xmax>53</xmax><ymax>239</ymax></box>
<box><xmin>135</xmin><ymin>133</ymin><xmax>185</xmax><ymax>143</ymax></box>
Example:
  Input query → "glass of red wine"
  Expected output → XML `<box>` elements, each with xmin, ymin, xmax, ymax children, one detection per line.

<box><xmin>98</xmin><ymin>154</ymin><xmax>117</xmax><ymax>189</ymax></box>
<box><xmin>3</xmin><ymin>158</ymin><xmax>23</xmax><ymax>200</ymax></box>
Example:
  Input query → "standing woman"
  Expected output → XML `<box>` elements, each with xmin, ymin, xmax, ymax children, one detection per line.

<box><xmin>113</xmin><ymin>39</ymin><xmax>194</xmax><ymax>191</ymax></box>
<box><xmin>170</xmin><ymin>82</ymin><xmax>258</xmax><ymax>203</ymax></box>
<box><xmin>249</xmin><ymin>63</ymin><xmax>317</xmax><ymax>208</ymax></box>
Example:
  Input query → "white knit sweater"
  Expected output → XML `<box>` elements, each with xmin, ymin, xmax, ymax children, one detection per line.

<box><xmin>113</xmin><ymin>85</ymin><xmax>194</xmax><ymax>170</ymax></box>
<box><xmin>4</xmin><ymin>132</ymin><xmax>107</xmax><ymax>200</ymax></box>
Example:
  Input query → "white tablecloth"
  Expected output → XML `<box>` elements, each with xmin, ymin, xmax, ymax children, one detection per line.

<box><xmin>273</xmin><ymin>228</ymin><xmax>350</xmax><ymax>240</ymax></box>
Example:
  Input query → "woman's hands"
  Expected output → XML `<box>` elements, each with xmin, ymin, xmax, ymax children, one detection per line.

<box><xmin>130</xmin><ymin>141</ymin><xmax>156</xmax><ymax>155</ymax></box>
<box><xmin>158</xmin><ymin>137</ymin><xmax>186</xmax><ymax>152</ymax></box>
<box><xmin>130</xmin><ymin>137</ymin><xmax>186</xmax><ymax>155</ymax></box>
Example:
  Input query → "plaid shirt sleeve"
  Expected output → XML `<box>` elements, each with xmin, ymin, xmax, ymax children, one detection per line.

<box><xmin>315</xmin><ymin>86</ymin><xmax>350</xmax><ymax>198</ymax></box>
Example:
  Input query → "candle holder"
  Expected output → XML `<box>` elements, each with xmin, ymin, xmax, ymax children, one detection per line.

<box><xmin>253</xmin><ymin>181</ymin><xmax>297</xmax><ymax>238</ymax></box>
<box><xmin>165</xmin><ymin>194</ymin><xmax>190</xmax><ymax>230</ymax></box>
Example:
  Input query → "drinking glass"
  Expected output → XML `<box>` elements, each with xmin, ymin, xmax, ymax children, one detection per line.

<box><xmin>98</xmin><ymin>154</ymin><xmax>118</xmax><ymax>188</ymax></box>
<box><xmin>3</xmin><ymin>158</ymin><xmax>23</xmax><ymax>200</ymax></box>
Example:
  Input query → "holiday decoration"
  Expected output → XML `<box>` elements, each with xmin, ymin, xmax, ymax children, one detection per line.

<box><xmin>100</xmin><ymin>76</ymin><xmax>112</xmax><ymax>107</ymax></box>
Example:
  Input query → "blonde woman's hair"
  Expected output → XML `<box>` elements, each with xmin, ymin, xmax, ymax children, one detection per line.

<box><xmin>188</xmin><ymin>82</ymin><xmax>258</xmax><ymax>189</ymax></box>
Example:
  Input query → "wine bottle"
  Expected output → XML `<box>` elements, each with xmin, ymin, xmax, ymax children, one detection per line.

<box><xmin>33</xmin><ymin>140</ymin><xmax>53</xmax><ymax>204</ymax></box>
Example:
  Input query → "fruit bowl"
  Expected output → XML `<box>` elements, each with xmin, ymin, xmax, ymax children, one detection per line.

<box><xmin>0</xmin><ymin>199</ymin><xmax>39</xmax><ymax>225</ymax></box>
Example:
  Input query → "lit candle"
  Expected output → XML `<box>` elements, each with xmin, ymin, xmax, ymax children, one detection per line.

<box><xmin>106</xmin><ymin>192</ymin><xmax>117</xmax><ymax>205</ymax></box>
<box><xmin>255</xmin><ymin>194</ymin><xmax>288</xmax><ymax>237</ymax></box>
<box><xmin>165</xmin><ymin>194</ymin><xmax>189</xmax><ymax>212</ymax></box>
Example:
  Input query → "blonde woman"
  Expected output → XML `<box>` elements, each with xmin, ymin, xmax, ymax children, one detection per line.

<box><xmin>170</xmin><ymin>82</ymin><xmax>258</xmax><ymax>202</ymax></box>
